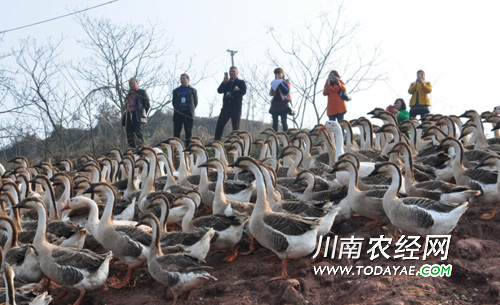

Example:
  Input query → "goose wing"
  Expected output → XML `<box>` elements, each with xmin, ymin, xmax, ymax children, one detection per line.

<box><xmin>114</xmin><ymin>225</ymin><xmax>152</xmax><ymax>247</ymax></box>
<box><xmin>192</xmin><ymin>215</ymin><xmax>242</xmax><ymax>231</ymax></box>
<box><xmin>280</xmin><ymin>201</ymin><xmax>327</xmax><ymax>217</ymax></box>
<box><xmin>51</xmin><ymin>248</ymin><xmax>108</xmax><ymax>285</ymax></box>
<box><xmin>154</xmin><ymin>253</ymin><xmax>208</xmax><ymax>272</ymax></box>
<box><xmin>415</xmin><ymin>180</ymin><xmax>469</xmax><ymax>193</ymax></box>
<box><xmin>464</xmin><ymin>168</ymin><xmax>497</xmax><ymax>184</ymax></box>
<box><xmin>401</xmin><ymin>197</ymin><xmax>458</xmax><ymax>213</ymax></box>
<box><xmin>4</xmin><ymin>245</ymin><xmax>31</xmax><ymax>265</ymax></box>
<box><xmin>161</xmin><ymin>230</ymin><xmax>208</xmax><ymax>247</ymax></box>
<box><xmin>397</xmin><ymin>203</ymin><xmax>435</xmax><ymax>229</ymax></box>
<box><xmin>263</xmin><ymin>213</ymin><xmax>319</xmax><ymax>236</ymax></box>
<box><xmin>364</xmin><ymin>189</ymin><xmax>387</xmax><ymax>199</ymax></box>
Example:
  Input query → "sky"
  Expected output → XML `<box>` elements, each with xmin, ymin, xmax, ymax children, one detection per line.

<box><xmin>2</xmin><ymin>0</ymin><xmax>500</xmax><ymax>130</ymax></box>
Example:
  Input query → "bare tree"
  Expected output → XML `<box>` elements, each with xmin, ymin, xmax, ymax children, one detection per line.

<box><xmin>268</xmin><ymin>4</ymin><xmax>384</xmax><ymax>126</ymax></box>
<box><xmin>241</xmin><ymin>64</ymin><xmax>273</xmax><ymax>129</ymax></box>
<box><xmin>10</xmin><ymin>37</ymin><xmax>78</xmax><ymax>158</ymax></box>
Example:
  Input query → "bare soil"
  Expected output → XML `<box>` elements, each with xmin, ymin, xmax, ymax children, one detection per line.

<box><xmin>51</xmin><ymin>201</ymin><xmax>500</xmax><ymax>305</ymax></box>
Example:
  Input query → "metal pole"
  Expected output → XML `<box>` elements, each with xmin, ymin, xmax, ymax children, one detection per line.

<box><xmin>226</xmin><ymin>49</ymin><xmax>238</xmax><ymax>67</ymax></box>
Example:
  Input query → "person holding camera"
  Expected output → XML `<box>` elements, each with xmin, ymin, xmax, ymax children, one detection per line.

<box><xmin>323</xmin><ymin>70</ymin><xmax>347</xmax><ymax>121</ymax></box>
<box><xmin>214</xmin><ymin>66</ymin><xmax>247</xmax><ymax>141</ymax></box>
<box><xmin>408</xmin><ymin>70</ymin><xmax>432</xmax><ymax>120</ymax></box>
<box><xmin>122</xmin><ymin>77</ymin><xmax>150</xmax><ymax>148</ymax></box>
<box><xmin>269</xmin><ymin>67</ymin><xmax>291</xmax><ymax>132</ymax></box>
<box><xmin>387</xmin><ymin>98</ymin><xmax>410</xmax><ymax>126</ymax></box>
<box><xmin>172</xmin><ymin>73</ymin><xmax>198</xmax><ymax>148</ymax></box>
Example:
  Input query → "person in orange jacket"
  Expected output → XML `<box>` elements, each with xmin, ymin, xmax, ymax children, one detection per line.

<box><xmin>323</xmin><ymin>70</ymin><xmax>347</xmax><ymax>121</ymax></box>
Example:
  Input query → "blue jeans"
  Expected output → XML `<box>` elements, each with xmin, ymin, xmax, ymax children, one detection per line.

<box><xmin>328</xmin><ymin>112</ymin><xmax>345</xmax><ymax>121</ymax></box>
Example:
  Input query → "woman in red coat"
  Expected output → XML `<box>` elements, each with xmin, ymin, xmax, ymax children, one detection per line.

<box><xmin>323</xmin><ymin>70</ymin><xmax>347</xmax><ymax>121</ymax></box>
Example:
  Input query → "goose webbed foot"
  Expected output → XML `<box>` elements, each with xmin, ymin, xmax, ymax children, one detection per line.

<box><xmin>264</xmin><ymin>254</ymin><xmax>279</xmax><ymax>262</ymax></box>
<box><xmin>49</xmin><ymin>289</ymin><xmax>69</xmax><ymax>304</ymax></box>
<box><xmin>108</xmin><ymin>258</ymin><xmax>147</xmax><ymax>289</ymax></box>
<box><xmin>107</xmin><ymin>275</ymin><xmax>129</xmax><ymax>289</ymax></box>
<box><xmin>480</xmin><ymin>202</ymin><xmax>498</xmax><ymax>220</ymax></box>
<box><xmin>239</xmin><ymin>235</ymin><xmax>254</xmax><ymax>256</ymax></box>
<box><xmin>222</xmin><ymin>245</ymin><xmax>238</xmax><ymax>262</ymax></box>
<box><xmin>172</xmin><ymin>292</ymin><xmax>179</xmax><ymax>305</ymax></box>
<box><xmin>268</xmin><ymin>259</ymin><xmax>289</xmax><ymax>282</ymax></box>
<box><xmin>72</xmin><ymin>289</ymin><xmax>87</xmax><ymax>305</ymax></box>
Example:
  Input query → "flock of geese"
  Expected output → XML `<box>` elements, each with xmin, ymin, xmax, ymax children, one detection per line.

<box><xmin>0</xmin><ymin>108</ymin><xmax>499</xmax><ymax>304</ymax></box>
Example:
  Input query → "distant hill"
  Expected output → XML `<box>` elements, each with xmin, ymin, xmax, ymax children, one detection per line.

<box><xmin>0</xmin><ymin>110</ymin><xmax>272</xmax><ymax>169</ymax></box>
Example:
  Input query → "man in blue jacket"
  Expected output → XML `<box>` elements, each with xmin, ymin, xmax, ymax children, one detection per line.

<box><xmin>122</xmin><ymin>77</ymin><xmax>150</xmax><ymax>148</ymax></box>
<box><xmin>214</xmin><ymin>66</ymin><xmax>247</xmax><ymax>141</ymax></box>
<box><xmin>172</xmin><ymin>73</ymin><xmax>198</xmax><ymax>147</ymax></box>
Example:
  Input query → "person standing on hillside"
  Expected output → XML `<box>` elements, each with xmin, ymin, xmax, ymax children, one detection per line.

<box><xmin>172</xmin><ymin>73</ymin><xmax>198</xmax><ymax>148</ymax></box>
<box><xmin>214</xmin><ymin>66</ymin><xmax>247</xmax><ymax>141</ymax></box>
<box><xmin>122</xmin><ymin>77</ymin><xmax>150</xmax><ymax>148</ymax></box>
<box><xmin>323</xmin><ymin>70</ymin><xmax>347</xmax><ymax>121</ymax></box>
<box><xmin>269</xmin><ymin>67</ymin><xmax>291</xmax><ymax>132</ymax></box>
<box><xmin>408</xmin><ymin>70</ymin><xmax>432</xmax><ymax>120</ymax></box>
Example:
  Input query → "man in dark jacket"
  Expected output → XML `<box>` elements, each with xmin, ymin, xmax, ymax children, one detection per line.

<box><xmin>172</xmin><ymin>73</ymin><xmax>198</xmax><ymax>147</ymax></box>
<box><xmin>122</xmin><ymin>77</ymin><xmax>150</xmax><ymax>148</ymax></box>
<box><xmin>214</xmin><ymin>66</ymin><xmax>247</xmax><ymax>141</ymax></box>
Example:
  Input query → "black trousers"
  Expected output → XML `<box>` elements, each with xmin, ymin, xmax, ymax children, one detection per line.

<box><xmin>173</xmin><ymin>110</ymin><xmax>194</xmax><ymax>146</ymax></box>
<box><xmin>271</xmin><ymin>110</ymin><xmax>288</xmax><ymax>132</ymax></box>
<box><xmin>214</xmin><ymin>106</ymin><xmax>241</xmax><ymax>140</ymax></box>
<box><xmin>409</xmin><ymin>107</ymin><xmax>430</xmax><ymax>120</ymax></box>
<box><xmin>125</xmin><ymin>113</ymin><xmax>144</xmax><ymax>148</ymax></box>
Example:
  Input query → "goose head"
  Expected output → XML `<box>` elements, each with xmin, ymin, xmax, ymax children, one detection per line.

<box><xmin>366</xmin><ymin>107</ymin><xmax>385</xmax><ymax>116</ymax></box>
<box><xmin>459</xmin><ymin>110</ymin><xmax>480</xmax><ymax>120</ymax></box>
<box><xmin>388</xmin><ymin>142</ymin><xmax>411</xmax><ymax>156</ymax></box>
<box><xmin>260</xmin><ymin>128</ymin><xmax>275</xmax><ymax>136</ymax></box>
<box><xmin>278</xmin><ymin>145</ymin><xmax>301</xmax><ymax>160</ymax></box>
<box><xmin>368</xmin><ymin>161</ymin><xmax>400</xmax><ymax>178</ymax></box>
<box><xmin>330</xmin><ymin>159</ymin><xmax>357</xmax><ymax>174</ymax></box>
<box><xmin>434</xmin><ymin>137</ymin><xmax>463</xmax><ymax>155</ymax></box>
<box><xmin>338</xmin><ymin>153</ymin><xmax>361</xmax><ymax>169</ymax></box>
<box><xmin>172</xmin><ymin>195</ymin><xmax>198</xmax><ymax>213</ymax></box>
<box><xmin>475</xmin><ymin>154</ymin><xmax>500</xmax><ymax>169</ymax></box>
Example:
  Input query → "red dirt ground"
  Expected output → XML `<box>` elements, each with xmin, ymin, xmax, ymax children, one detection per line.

<box><xmin>47</xmin><ymin>199</ymin><xmax>500</xmax><ymax>305</ymax></box>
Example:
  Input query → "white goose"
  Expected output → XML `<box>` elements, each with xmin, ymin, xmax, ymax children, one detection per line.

<box><xmin>436</xmin><ymin>137</ymin><xmax>499</xmax><ymax>219</ymax></box>
<box><xmin>198</xmin><ymin>158</ymin><xmax>254</xmax><ymax>217</ymax></box>
<box><xmin>232</xmin><ymin>156</ymin><xmax>322</xmax><ymax>280</ymax></box>
<box><xmin>12</xmin><ymin>197</ymin><xmax>112</xmax><ymax>305</ymax></box>
<box><xmin>389</xmin><ymin>142</ymin><xmax>481</xmax><ymax>204</ymax></box>
<box><xmin>0</xmin><ymin>216</ymin><xmax>43</xmax><ymax>284</ymax></box>
<box><xmin>137</xmin><ymin>213</ymin><xmax>217</xmax><ymax>305</ymax></box>
<box><xmin>369</xmin><ymin>162</ymin><xmax>469</xmax><ymax>236</ymax></box>
<box><xmin>142</xmin><ymin>193</ymin><xmax>215</xmax><ymax>261</ymax></box>
<box><xmin>83</xmin><ymin>182</ymin><xmax>151</xmax><ymax>289</ymax></box>
<box><xmin>1</xmin><ymin>265</ymin><xmax>52</xmax><ymax>305</ymax></box>
<box><xmin>174</xmin><ymin>195</ymin><xmax>246</xmax><ymax>262</ymax></box>
<box><xmin>330</xmin><ymin>159</ymin><xmax>389</xmax><ymax>223</ymax></box>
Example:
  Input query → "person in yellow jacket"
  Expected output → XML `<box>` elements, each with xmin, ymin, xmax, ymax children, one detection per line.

<box><xmin>408</xmin><ymin>70</ymin><xmax>432</xmax><ymax>119</ymax></box>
